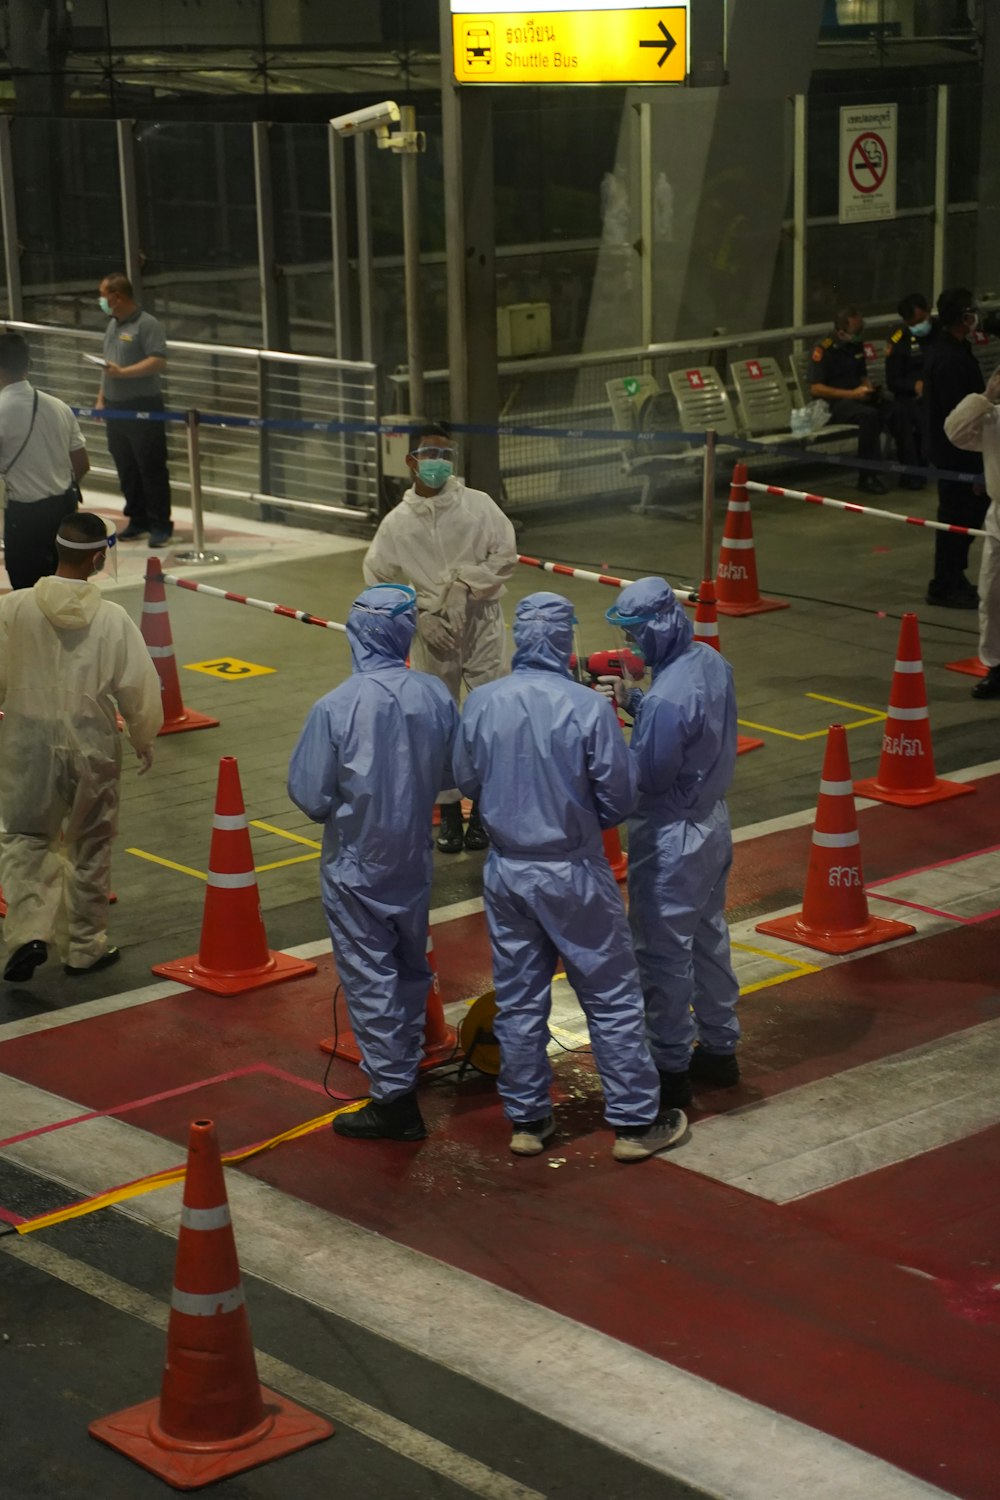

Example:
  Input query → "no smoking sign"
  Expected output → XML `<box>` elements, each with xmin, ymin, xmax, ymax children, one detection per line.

<box><xmin>839</xmin><ymin>104</ymin><xmax>896</xmax><ymax>224</ymax></box>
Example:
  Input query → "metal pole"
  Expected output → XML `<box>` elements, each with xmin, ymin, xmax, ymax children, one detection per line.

<box><xmin>0</xmin><ymin>118</ymin><xmax>23</xmax><ymax>319</ymax></box>
<box><xmin>441</xmin><ymin>0</ymin><xmax>468</xmax><ymax>427</ymax></box>
<box><xmin>933</xmin><ymin>83</ymin><xmax>949</xmax><ymax>298</ymax></box>
<box><xmin>355</xmin><ymin>134</ymin><xmax>375</xmax><ymax>365</ymax></box>
<box><xmin>701</xmin><ymin>428</ymin><xmax>717</xmax><ymax>585</ymax></box>
<box><xmin>792</xmin><ymin>94</ymin><xmax>807</xmax><ymax>335</ymax></box>
<box><xmin>252</xmin><ymin>121</ymin><xmax>282</xmax><ymax>350</ymax></box>
<box><xmin>638</xmin><ymin>102</ymin><xmax>654</xmax><ymax>350</ymax></box>
<box><xmin>116</xmin><ymin>119</ymin><xmax>143</xmax><ymax>299</ymax></box>
<box><xmin>328</xmin><ymin>125</ymin><xmax>351</xmax><ymax>359</ymax></box>
<box><xmin>399</xmin><ymin>104</ymin><xmax>425</xmax><ymax>417</ymax></box>
<box><xmin>173</xmin><ymin>410</ymin><xmax>224</xmax><ymax>566</ymax></box>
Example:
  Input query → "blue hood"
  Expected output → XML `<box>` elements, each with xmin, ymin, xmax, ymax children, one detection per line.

<box><xmin>346</xmin><ymin>584</ymin><xmax>417</xmax><ymax>671</ymax></box>
<box><xmin>606</xmin><ymin>576</ymin><xmax>693</xmax><ymax>671</ymax></box>
<box><xmin>511</xmin><ymin>591</ymin><xmax>574</xmax><ymax>675</ymax></box>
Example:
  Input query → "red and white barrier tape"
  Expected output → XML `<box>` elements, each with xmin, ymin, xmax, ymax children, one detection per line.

<box><xmin>162</xmin><ymin>573</ymin><xmax>348</xmax><ymax>634</ymax></box>
<box><xmin>518</xmin><ymin>554</ymin><xmax>696</xmax><ymax>603</ymax></box>
<box><xmin>744</xmin><ymin>480</ymin><xmax>989</xmax><ymax>539</ymax></box>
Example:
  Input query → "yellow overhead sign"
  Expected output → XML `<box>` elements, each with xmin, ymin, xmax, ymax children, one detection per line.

<box><xmin>453</xmin><ymin>7</ymin><xmax>688</xmax><ymax>85</ymax></box>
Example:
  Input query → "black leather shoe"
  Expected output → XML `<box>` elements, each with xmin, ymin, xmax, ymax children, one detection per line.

<box><xmin>64</xmin><ymin>946</ymin><xmax>120</xmax><ymax>977</ymax></box>
<box><xmin>689</xmin><ymin>1046</ymin><xmax>741</xmax><ymax>1088</ymax></box>
<box><xmin>118</xmin><ymin>524</ymin><xmax>149</xmax><ymax>540</ymax></box>
<box><xmin>657</xmin><ymin>1069</ymin><xmax>693</xmax><ymax>1109</ymax></box>
<box><xmin>333</xmin><ymin>1092</ymin><xmax>427</xmax><ymax>1142</ymax></box>
<box><xmin>857</xmin><ymin>474</ymin><xmax>889</xmax><ymax>495</ymax></box>
<box><xmin>925</xmin><ymin>586</ymin><xmax>978</xmax><ymax>610</ymax></box>
<box><xmin>436</xmin><ymin>803</ymin><xmax>465</xmax><ymax>854</ymax></box>
<box><xmin>4</xmin><ymin>940</ymin><xmax>48</xmax><ymax>983</ymax></box>
<box><xmin>972</xmin><ymin>666</ymin><xmax>1000</xmax><ymax>700</ymax></box>
<box><xmin>463</xmin><ymin>804</ymin><xmax>489</xmax><ymax>851</ymax></box>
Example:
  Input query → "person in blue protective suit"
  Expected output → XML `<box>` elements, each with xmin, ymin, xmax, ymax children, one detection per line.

<box><xmin>287</xmin><ymin>584</ymin><xmax>459</xmax><ymax>1143</ymax></box>
<box><xmin>453</xmin><ymin>591</ymin><xmax>687</xmax><ymax>1162</ymax></box>
<box><xmin>603</xmin><ymin>577</ymin><xmax>740</xmax><ymax>1110</ymax></box>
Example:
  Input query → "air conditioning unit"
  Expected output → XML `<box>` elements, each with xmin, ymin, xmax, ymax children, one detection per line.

<box><xmin>497</xmin><ymin>302</ymin><xmax>552</xmax><ymax>358</ymax></box>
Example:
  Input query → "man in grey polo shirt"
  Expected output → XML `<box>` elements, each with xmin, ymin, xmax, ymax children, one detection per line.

<box><xmin>96</xmin><ymin>272</ymin><xmax>173</xmax><ymax>547</ymax></box>
<box><xmin>0</xmin><ymin>332</ymin><xmax>88</xmax><ymax>589</ymax></box>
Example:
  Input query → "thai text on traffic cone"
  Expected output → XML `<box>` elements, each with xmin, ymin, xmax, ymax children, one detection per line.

<box><xmin>694</xmin><ymin>579</ymin><xmax>763</xmax><ymax>756</ymax></box>
<box><xmin>89</xmin><ymin>1119</ymin><xmax>332</xmax><ymax>1487</ymax></box>
<box><xmin>142</xmin><ymin>557</ymin><xmax>219</xmax><ymax>734</ymax></box>
<box><xmin>714</xmin><ymin>464</ymin><xmax>789</xmax><ymax>617</ymax></box>
<box><xmin>321</xmin><ymin>930</ymin><xmax>457</xmax><ymax>1069</ymax></box>
<box><xmin>152</xmin><ymin>757</ymin><xmax>317</xmax><ymax>995</ymax></box>
<box><xmin>854</xmin><ymin>614</ymin><xmax>976</xmax><ymax>807</ymax></box>
<box><xmin>756</xmin><ymin>725</ymin><xmax>915</xmax><ymax>954</ymax></box>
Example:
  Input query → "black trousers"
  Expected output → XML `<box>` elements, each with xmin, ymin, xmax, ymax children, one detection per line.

<box><xmin>933</xmin><ymin>480</ymin><xmax>990</xmax><ymax>591</ymax></box>
<box><xmin>827</xmin><ymin>397</ymin><xmax>885</xmax><ymax>467</ymax></box>
<box><xmin>889</xmin><ymin>394</ymin><xmax>924</xmax><ymax>472</ymax></box>
<box><xmin>104</xmin><ymin>396</ymin><xmax>172</xmax><ymax>531</ymax></box>
<box><xmin>4</xmin><ymin>490</ymin><xmax>79</xmax><ymax>590</ymax></box>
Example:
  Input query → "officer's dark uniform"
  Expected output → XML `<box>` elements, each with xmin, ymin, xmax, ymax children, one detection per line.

<box><xmin>923</xmin><ymin>330</ymin><xmax>987</xmax><ymax>601</ymax></box>
<box><xmin>886</xmin><ymin>323</ymin><xmax>931</xmax><ymax>485</ymax></box>
<box><xmin>809</xmin><ymin>336</ymin><xmax>899</xmax><ymax>490</ymax></box>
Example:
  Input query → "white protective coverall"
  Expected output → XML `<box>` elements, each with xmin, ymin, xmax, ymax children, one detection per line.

<box><xmin>0</xmin><ymin>576</ymin><xmax>162</xmax><ymax>966</ymax></box>
<box><xmin>362</xmin><ymin>476</ymin><xmax>517</xmax><ymax>803</ymax></box>
<box><xmin>943</xmin><ymin>392</ymin><xmax>1000</xmax><ymax>667</ymax></box>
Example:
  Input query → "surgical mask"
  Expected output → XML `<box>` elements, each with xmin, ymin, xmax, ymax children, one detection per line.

<box><xmin>842</xmin><ymin>331</ymin><xmax>863</xmax><ymax>344</ymax></box>
<box><xmin>98</xmin><ymin>295</ymin><xmax>112</xmax><ymax>316</ymax></box>
<box><xmin>911</xmin><ymin>318</ymin><xmax>932</xmax><ymax>338</ymax></box>
<box><xmin>965</xmin><ymin>312</ymin><xmax>980</xmax><ymax>332</ymax></box>
<box><xmin>416</xmin><ymin>458</ymin><xmax>453</xmax><ymax>490</ymax></box>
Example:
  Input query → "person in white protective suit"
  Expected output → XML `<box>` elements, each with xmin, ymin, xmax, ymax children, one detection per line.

<box><xmin>943</xmin><ymin>368</ymin><xmax>1000</xmax><ymax>700</ymax></box>
<box><xmin>453</xmin><ymin>591</ymin><xmax>687</xmax><ymax>1163</ymax></box>
<box><xmin>603</xmin><ymin>577</ymin><xmax>740</xmax><ymax>1110</ymax></box>
<box><xmin>287</xmin><ymin>584</ymin><xmax>459</xmax><ymax>1143</ymax></box>
<box><xmin>362</xmin><ymin>423</ymin><xmax>517</xmax><ymax>854</ymax></box>
<box><xmin>0</xmin><ymin>511</ymin><xmax>162</xmax><ymax>983</ymax></box>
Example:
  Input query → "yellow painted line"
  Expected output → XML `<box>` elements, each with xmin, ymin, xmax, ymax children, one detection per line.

<box><xmin>250</xmin><ymin>820</ymin><xmax>322</xmax><ymax>850</ymax></box>
<box><xmin>253</xmin><ymin>853</ymin><xmax>321</xmax><ymax>873</ymax></box>
<box><xmin>732</xmin><ymin>940</ymin><xmax>820</xmax><ymax>994</ymax></box>
<box><xmin>740</xmin><ymin>691</ymin><xmax>886</xmax><ymax>741</ymax></box>
<box><xmin>126</xmin><ymin>847</ymin><xmax>207</xmax><ymax>881</ymax></box>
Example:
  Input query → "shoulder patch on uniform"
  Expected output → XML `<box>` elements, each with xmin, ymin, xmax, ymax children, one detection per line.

<box><xmin>811</xmin><ymin>344</ymin><xmax>825</xmax><ymax>363</ymax></box>
<box><xmin>890</xmin><ymin>328</ymin><xmax>903</xmax><ymax>343</ymax></box>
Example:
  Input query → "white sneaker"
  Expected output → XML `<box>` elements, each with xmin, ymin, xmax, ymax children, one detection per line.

<box><xmin>509</xmin><ymin>1114</ymin><xmax>556</xmax><ymax>1156</ymax></box>
<box><xmin>612</xmin><ymin>1109</ymin><xmax>687</xmax><ymax>1163</ymax></box>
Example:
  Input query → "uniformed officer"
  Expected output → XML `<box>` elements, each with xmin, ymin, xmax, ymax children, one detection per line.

<box><xmin>886</xmin><ymin>291</ymin><xmax>933</xmax><ymax>489</ymax></box>
<box><xmin>95</xmin><ymin>273</ymin><xmax>173</xmax><ymax>548</ymax></box>
<box><xmin>810</xmin><ymin>306</ymin><xmax>893</xmax><ymax>495</ymax></box>
<box><xmin>923</xmin><ymin>286</ymin><xmax>989</xmax><ymax>609</ymax></box>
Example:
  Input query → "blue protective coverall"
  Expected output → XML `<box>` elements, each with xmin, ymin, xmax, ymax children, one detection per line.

<box><xmin>453</xmin><ymin>591</ymin><xmax>661</xmax><ymax>1126</ymax></box>
<box><xmin>607</xmin><ymin>577</ymin><xmax>740</xmax><ymax>1072</ymax></box>
<box><xmin>287</xmin><ymin>586</ymin><xmax>459</xmax><ymax>1101</ymax></box>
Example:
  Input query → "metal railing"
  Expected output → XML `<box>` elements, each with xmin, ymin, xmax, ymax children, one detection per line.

<box><xmin>8</xmin><ymin>320</ymin><xmax>380</xmax><ymax>520</ymax></box>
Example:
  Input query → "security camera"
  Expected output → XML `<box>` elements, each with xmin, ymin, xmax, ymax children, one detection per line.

<box><xmin>329</xmin><ymin>101</ymin><xmax>401</xmax><ymax>138</ymax></box>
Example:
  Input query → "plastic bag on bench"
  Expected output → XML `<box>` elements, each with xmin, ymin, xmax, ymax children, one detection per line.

<box><xmin>790</xmin><ymin>398</ymin><xmax>831</xmax><ymax>437</ymax></box>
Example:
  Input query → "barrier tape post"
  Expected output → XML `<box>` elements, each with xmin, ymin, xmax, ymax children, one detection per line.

<box><xmin>692</xmin><ymin>578</ymin><xmax>763</xmax><ymax>756</ymax></box>
<box><xmin>715</xmin><ymin>464</ymin><xmax>789</xmax><ymax>616</ymax></box>
<box><xmin>516</xmin><ymin>555</ymin><xmax>697</xmax><ymax>606</ymax></box>
<box><xmin>172</xmin><ymin>409</ymin><xmax>225</xmax><ymax>567</ymax></box>
<box><xmin>745</xmin><ymin>479</ymin><xmax>990</xmax><ymax>540</ymax></box>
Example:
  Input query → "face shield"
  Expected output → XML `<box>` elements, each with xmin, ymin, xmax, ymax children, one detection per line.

<box><xmin>604</xmin><ymin>603</ymin><xmax>651</xmax><ymax>680</ymax></box>
<box><xmin>56</xmin><ymin>519</ymin><xmax>118</xmax><ymax>579</ymax></box>
<box><xmin>354</xmin><ymin>582</ymin><xmax>417</xmax><ymax>618</ymax></box>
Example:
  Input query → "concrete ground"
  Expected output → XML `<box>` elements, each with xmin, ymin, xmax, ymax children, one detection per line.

<box><xmin>0</xmin><ymin>455</ymin><xmax>997</xmax><ymax>1500</ymax></box>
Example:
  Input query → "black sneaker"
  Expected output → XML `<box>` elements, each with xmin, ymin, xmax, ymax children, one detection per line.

<box><xmin>3</xmin><ymin>940</ymin><xmax>48</xmax><ymax>983</ymax></box>
<box><xmin>333</xmin><ymin>1092</ymin><xmax>427</xmax><ymax>1142</ymax></box>
<box><xmin>657</xmin><ymin>1069</ymin><xmax>693</xmax><ymax>1109</ymax></box>
<box><xmin>689</xmin><ymin>1046</ymin><xmax>741</xmax><ymax>1088</ymax></box>
<box><xmin>436</xmin><ymin>803</ymin><xmax>465</xmax><ymax>854</ymax></box>
<box><xmin>64</xmin><ymin>946</ymin><xmax>120</xmax><ymax>977</ymax></box>
<box><xmin>118</xmin><ymin>524</ymin><xmax>149</xmax><ymax>540</ymax></box>
<box><xmin>463</xmin><ymin>804</ymin><xmax>489</xmax><ymax>851</ymax></box>
<box><xmin>148</xmin><ymin>529</ymin><xmax>174</xmax><ymax>549</ymax></box>
<box><xmin>509</xmin><ymin>1114</ymin><xmax>556</xmax><ymax>1156</ymax></box>
<box><xmin>613</xmin><ymin>1109</ymin><xmax>687</xmax><ymax>1162</ymax></box>
<box><xmin>972</xmin><ymin>666</ymin><xmax>1000</xmax><ymax>700</ymax></box>
<box><xmin>924</xmin><ymin>586</ymin><xmax>978</xmax><ymax>610</ymax></box>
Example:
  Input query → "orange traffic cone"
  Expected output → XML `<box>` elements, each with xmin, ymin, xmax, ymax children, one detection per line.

<box><xmin>603</xmin><ymin>827</ymin><xmax>628</xmax><ymax>880</ymax></box>
<box><xmin>945</xmin><ymin>655</ymin><xmax>988</xmax><ymax>679</ymax></box>
<box><xmin>715</xmin><ymin>464</ymin><xmax>789</xmax><ymax>616</ymax></box>
<box><xmin>693</xmin><ymin>579</ymin><xmax>763</xmax><ymax>755</ymax></box>
<box><xmin>142</xmin><ymin>557</ymin><xmax>219</xmax><ymax>735</ymax></box>
<box><xmin>90</xmin><ymin>1119</ymin><xmax>332</xmax><ymax>1486</ymax></box>
<box><xmin>152</xmin><ymin>757</ymin><xmax>317</xmax><ymax>995</ymax></box>
<box><xmin>854</xmin><ymin>614</ymin><xmax>975</xmax><ymax>807</ymax></box>
<box><xmin>757</xmin><ymin>725</ymin><xmax>915</xmax><ymax>954</ymax></box>
<box><xmin>322</xmin><ymin>931</ymin><xmax>457</xmax><ymax>1069</ymax></box>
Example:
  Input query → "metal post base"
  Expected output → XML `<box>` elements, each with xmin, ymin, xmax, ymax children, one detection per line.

<box><xmin>172</xmin><ymin>548</ymin><xmax>226</xmax><ymax>566</ymax></box>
